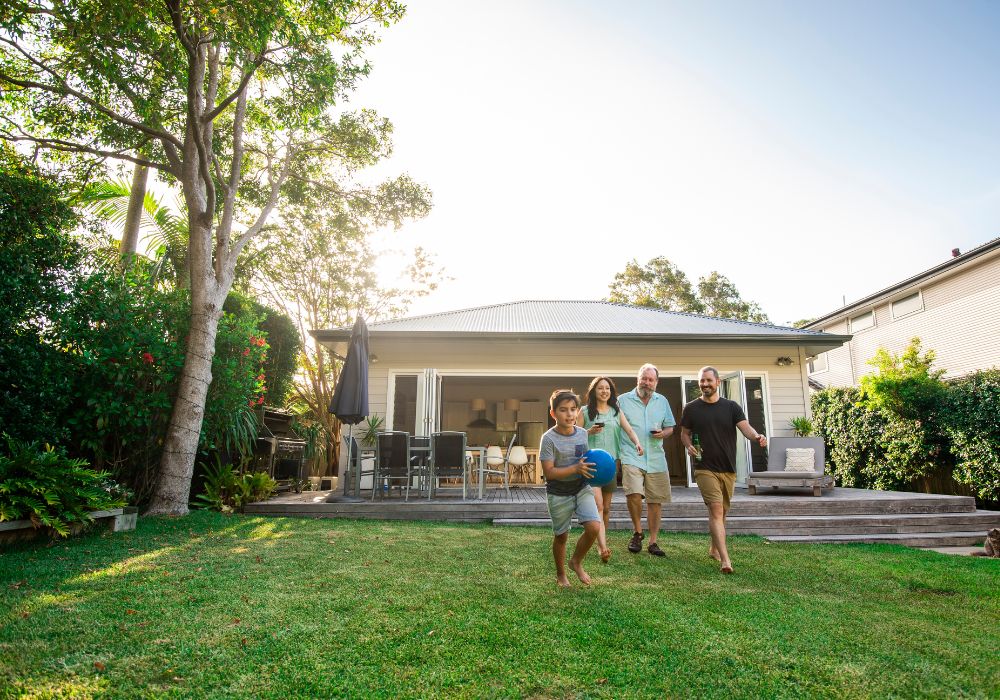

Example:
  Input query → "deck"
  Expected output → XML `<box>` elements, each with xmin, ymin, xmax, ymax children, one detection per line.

<box><xmin>244</xmin><ymin>485</ymin><xmax>1000</xmax><ymax>547</ymax></box>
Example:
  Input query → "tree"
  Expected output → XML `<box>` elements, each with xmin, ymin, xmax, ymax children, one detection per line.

<box><xmin>0</xmin><ymin>0</ymin><xmax>414</xmax><ymax>514</ymax></box>
<box><xmin>255</xmin><ymin>186</ymin><xmax>434</xmax><ymax>474</ymax></box>
<box><xmin>606</xmin><ymin>257</ymin><xmax>771</xmax><ymax>322</ymax></box>
<box><xmin>791</xmin><ymin>318</ymin><xmax>815</xmax><ymax>328</ymax></box>
<box><xmin>696</xmin><ymin>272</ymin><xmax>770</xmax><ymax>324</ymax></box>
<box><xmin>607</xmin><ymin>257</ymin><xmax>702</xmax><ymax>312</ymax></box>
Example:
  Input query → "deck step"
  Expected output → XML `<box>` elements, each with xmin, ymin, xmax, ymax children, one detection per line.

<box><xmin>766</xmin><ymin>531</ymin><xmax>989</xmax><ymax>547</ymax></box>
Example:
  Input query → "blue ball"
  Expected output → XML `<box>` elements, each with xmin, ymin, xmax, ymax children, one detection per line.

<box><xmin>584</xmin><ymin>449</ymin><xmax>616</xmax><ymax>487</ymax></box>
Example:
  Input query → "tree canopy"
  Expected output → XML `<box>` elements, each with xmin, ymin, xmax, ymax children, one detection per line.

<box><xmin>607</xmin><ymin>256</ymin><xmax>771</xmax><ymax>323</ymax></box>
<box><xmin>0</xmin><ymin>0</ymin><xmax>423</xmax><ymax>515</ymax></box>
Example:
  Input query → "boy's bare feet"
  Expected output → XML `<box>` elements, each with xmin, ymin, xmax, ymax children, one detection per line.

<box><xmin>720</xmin><ymin>561</ymin><xmax>734</xmax><ymax>574</ymax></box>
<box><xmin>568</xmin><ymin>556</ymin><xmax>592</xmax><ymax>585</ymax></box>
<box><xmin>556</xmin><ymin>574</ymin><xmax>572</xmax><ymax>588</ymax></box>
<box><xmin>709</xmin><ymin>548</ymin><xmax>722</xmax><ymax>561</ymax></box>
<box><xmin>600</xmin><ymin>547</ymin><xmax>612</xmax><ymax>563</ymax></box>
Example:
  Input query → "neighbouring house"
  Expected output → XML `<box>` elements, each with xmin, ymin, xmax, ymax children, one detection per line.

<box><xmin>804</xmin><ymin>238</ymin><xmax>1000</xmax><ymax>387</ymax></box>
<box><xmin>313</xmin><ymin>300</ymin><xmax>850</xmax><ymax>489</ymax></box>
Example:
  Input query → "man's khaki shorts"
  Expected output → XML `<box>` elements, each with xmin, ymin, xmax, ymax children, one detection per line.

<box><xmin>695</xmin><ymin>469</ymin><xmax>737</xmax><ymax>514</ymax></box>
<box><xmin>622</xmin><ymin>464</ymin><xmax>671</xmax><ymax>504</ymax></box>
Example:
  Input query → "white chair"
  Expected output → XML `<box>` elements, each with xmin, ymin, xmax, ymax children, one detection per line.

<box><xmin>478</xmin><ymin>438</ymin><xmax>512</xmax><ymax>499</ymax></box>
<box><xmin>507</xmin><ymin>445</ymin><xmax>530</xmax><ymax>484</ymax></box>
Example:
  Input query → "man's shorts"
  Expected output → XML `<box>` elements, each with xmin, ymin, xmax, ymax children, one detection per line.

<box><xmin>547</xmin><ymin>485</ymin><xmax>600</xmax><ymax>536</ymax></box>
<box><xmin>695</xmin><ymin>469</ymin><xmax>737</xmax><ymax>514</ymax></box>
<box><xmin>622</xmin><ymin>464</ymin><xmax>672</xmax><ymax>504</ymax></box>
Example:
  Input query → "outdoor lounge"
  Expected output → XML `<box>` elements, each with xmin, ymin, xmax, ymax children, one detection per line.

<box><xmin>746</xmin><ymin>436</ymin><xmax>835</xmax><ymax>496</ymax></box>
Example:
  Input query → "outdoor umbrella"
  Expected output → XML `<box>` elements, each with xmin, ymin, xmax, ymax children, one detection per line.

<box><xmin>326</xmin><ymin>315</ymin><xmax>370</xmax><ymax>502</ymax></box>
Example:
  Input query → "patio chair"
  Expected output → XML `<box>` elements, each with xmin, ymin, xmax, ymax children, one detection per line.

<box><xmin>429</xmin><ymin>431</ymin><xmax>469</xmax><ymax>500</ymax></box>
<box><xmin>372</xmin><ymin>431</ymin><xmax>416</xmax><ymax>501</ymax></box>
<box><xmin>478</xmin><ymin>434</ymin><xmax>514</xmax><ymax>499</ymax></box>
<box><xmin>342</xmin><ymin>435</ymin><xmax>375</xmax><ymax>497</ymax></box>
<box><xmin>746</xmin><ymin>436</ymin><xmax>834</xmax><ymax>497</ymax></box>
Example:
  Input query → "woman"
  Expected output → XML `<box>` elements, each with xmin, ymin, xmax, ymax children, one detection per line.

<box><xmin>577</xmin><ymin>376</ymin><xmax>644</xmax><ymax>562</ymax></box>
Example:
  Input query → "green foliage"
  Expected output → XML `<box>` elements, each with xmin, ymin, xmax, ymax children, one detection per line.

<box><xmin>223</xmin><ymin>293</ymin><xmax>300</xmax><ymax>407</ymax></box>
<box><xmin>788</xmin><ymin>416</ymin><xmax>814</xmax><ymax>437</ymax></box>
<box><xmin>0</xmin><ymin>161</ymin><xmax>81</xmax><ymax>444</ymax></box>
<box><xmin>361</xmin><ymin>414</ymin><xmax>384</xmax><ymax>446</ymax></box>
<box><xmin>192</xmin><ymin>457</ymin><xmax>276</xmax><ymax>513</ymax></box>
<box><xmin>943</xmin><ymin>369</ymin><xmax>1000</xmax><ymax>502</ymax></box>
<box><xmin>0</xmin><ymin>435</ymin><xmax>126</xmax><ymax>536</ymax></box>
<box><xmin>51</xmin><ymin>263</ymin><xmax>268</xmax><ymax>501</ymax></box>
<box><xmin>696</xmin><ymin>271</ymin><xmax>770</xmax><ymax>324</ymax></box>
<box><xmin>811</xmin><ymin>387</ymin><xmax>946</xmax><ymax>492</ymax></box>
<box><xmin>606</xmin><ymin>256</ymin><xmax>770</xmax><ymax>322</ymax></box>
<box><xmin>860</xmin><ymin>338</ymin><xmax>946</xmax><ymax>420</ymax></box>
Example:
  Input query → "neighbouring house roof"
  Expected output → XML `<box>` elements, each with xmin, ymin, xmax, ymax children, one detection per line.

<box><xmin>804</xmin><ymin>237</ymin><xmax>1000</xmax><ymax>329</ymax></box>
<box><xmin>313</xmin><ymin>300</ymin><xmax>851</xmax><ymax>357</ymax></box>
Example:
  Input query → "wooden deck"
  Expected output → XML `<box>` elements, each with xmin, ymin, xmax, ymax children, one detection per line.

<box><xmin>244</xmin><ymin>485</ymin><xmax>1000</xmax><ymax>547</ymax></box>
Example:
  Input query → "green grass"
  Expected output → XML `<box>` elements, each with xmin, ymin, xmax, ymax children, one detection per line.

<box><xmin>1</xmin><ymin>512</ymin><xmax>997</xmax><ymax>699</ymax></box>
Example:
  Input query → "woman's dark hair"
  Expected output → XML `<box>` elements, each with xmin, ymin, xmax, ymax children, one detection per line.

<box><xmin>585</xmin><ymin>376</ymin><xmax>620</xmax><ymax>421</ymax></box>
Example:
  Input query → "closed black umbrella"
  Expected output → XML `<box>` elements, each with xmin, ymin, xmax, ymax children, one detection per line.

<box><xmin>326</xmin><ymin>316</ymin><xmax>369</xmax><ymax>502</ymax></box>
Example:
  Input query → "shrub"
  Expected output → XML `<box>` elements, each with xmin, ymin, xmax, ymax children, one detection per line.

<box><xmin>55</xmin><ymin>264</ymin><xmax>269</xmax><ymax>502</ymax></box>
<box><xmin>811</xmin><ymin>387</ymin><xmax>948</xmax><ymax>493</ymax></box>
<box><xmin>0</xmin><ymin>162</ymin><xmax>81</xmax><ymax>444</ymax></box>
<box><xmin>192</xmin><ymin>456</ymin><xmax>276</xmax><ymax>513</ymax></box>
<box><xmin>943</xmin><ymin>369</ymin><xmax>1000</xmax><ymax>502</ymax></box>
<box><xmin>0</xmin><ymin>435</ymin><xmax>126</xmax><ymax>536</ymax></box>
<box><xmin>223</xmin><ymin>294</ymin><xmax>300</xmax><ymax>407</ymax></box>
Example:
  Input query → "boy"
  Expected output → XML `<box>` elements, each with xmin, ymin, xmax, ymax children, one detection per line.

<box><xmin>539</xmin><ymin>389</ymin><xmax>601</xmax><ymax>587</ymax></box>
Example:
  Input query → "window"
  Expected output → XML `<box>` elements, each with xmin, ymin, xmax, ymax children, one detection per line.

<box><xmin>849</xmin><ymin>310</ymin><xmax>875</xmax><ymax>332</ymax></box>
<box><xmin>808</xmin><ymin>353</ymin><xmax>828</xmax><ymax>374</ymax></box>
<box><xmin>891</xmin><ymin>291</ymin><xmax>923</xmax><ymax>319</ymax></box>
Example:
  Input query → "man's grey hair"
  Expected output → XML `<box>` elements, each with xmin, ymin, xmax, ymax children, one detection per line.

<box><xmin>699</xmin><ymin>366</ymin><xmax>720</xmax><ymax>380</ymax></box>
<box><xmin>638</xmin><ymin>363</ymin><xmax>659</xmax><ymax>380</ymax></box>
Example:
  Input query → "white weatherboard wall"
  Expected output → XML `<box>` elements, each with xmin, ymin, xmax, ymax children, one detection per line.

<box><xmin>811</xmin><ymin>253</ymin><xmax>1000</xmax><ymax>386</ymax></box>
<box><xmin>365</xmin><ymin>339</ymin><xmax>812</xmax><ymax>438</ymax></box>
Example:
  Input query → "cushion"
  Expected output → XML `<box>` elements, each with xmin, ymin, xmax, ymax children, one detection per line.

<box><xmin>784</xmin><ymin>448</ymin><xmax>816</xmax><ymax>472</ymax></box>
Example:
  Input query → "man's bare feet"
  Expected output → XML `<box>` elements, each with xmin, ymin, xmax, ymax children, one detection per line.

<box><xmin>709</xmin><ymin>549</ymin><xmax>722</xmax><ymax>562</ymax></box>
<box><xmin>556</xmin><ymin>574</ymin><xmax>572</xmax><ymax>587</ymax></box>
<box><xmin>568</xmin><ymin>557</ymin><xmax>592</xmax><ymax>585</ymax></box>
<box><xmin>600</xmin><ymin>547</ymin><xmax>612</xmax><ymax>563</ymax></box>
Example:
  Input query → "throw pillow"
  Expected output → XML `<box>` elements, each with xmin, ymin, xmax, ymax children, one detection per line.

<box><xmin>784</xmin><ymin>448</ymin><xmax>816</xmax><ymax>472</ymax></box>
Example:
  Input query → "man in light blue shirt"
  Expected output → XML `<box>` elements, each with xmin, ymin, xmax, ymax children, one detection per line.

<box><xmin>618</xmin><ymin>363</ymin><xmax>675</xmax><ymax>557</ymax></box>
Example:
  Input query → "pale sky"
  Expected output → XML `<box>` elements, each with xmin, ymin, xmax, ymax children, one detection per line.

<box><xmin>352</xmin><ymin>0</ymin><xmax>1000</xmax><ymax>326</ymax></box>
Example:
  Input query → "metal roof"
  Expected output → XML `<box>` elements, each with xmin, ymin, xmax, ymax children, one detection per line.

<box><xmin>313</xmin><ymin>301</ymin><xmax>850</xmax><ymax>356</ymax></box>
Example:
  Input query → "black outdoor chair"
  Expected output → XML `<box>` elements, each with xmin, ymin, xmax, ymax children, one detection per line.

<box><xmin>372</xmin><ymin>431</ymin><xmax>415</xmax><ymax>501</ymax></box>
<box><xmin>342</xmin><ymin>434</ymin><xmax>376</xmax><ymax>498</ymax></box>
<box><xmin>429</xmin><ymin>431</ymin><xmax>468</xmax><ymax>500</ymax></box>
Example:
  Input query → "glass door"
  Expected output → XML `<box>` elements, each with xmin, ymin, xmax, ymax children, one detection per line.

<box><xmin>415</xmin><ymin>369</ymin><xmax>441</xmax><ymax>436</ymax></box>
<box><xmin>681</xmin><ymin>377</ymin><xmax>700</xmax><ymax>486</ymax></box>
<box><xmin>720</xmin><ymin>371</ymin><xmax>751</xmax><ymax>484</ymax></box>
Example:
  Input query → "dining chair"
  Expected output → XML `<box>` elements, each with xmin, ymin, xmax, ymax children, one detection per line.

<box><xmin>478</xmin><ymin>434</ymin><xmax>513</xmax><ymax>499</ymax></box>
<box><xmin>409</xmin><ymin>435</ymin><xmax>431</xmax><ymax>496</ymax></box>
<box><xmin>507</xmin><ymin>445</ymin><xmax>530</xmax><ymax>484</ymax></box>
<box><xmin>372</xmin><ymin>431</ymin><xmax>414</xmax><ymax>501</ymax></box>
<box><xmin>429</xmin><ymin>431</ymin><xmax>469</xmax><ymax>500</ymax></box>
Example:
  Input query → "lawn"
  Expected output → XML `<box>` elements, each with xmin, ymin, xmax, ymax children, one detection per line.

<box><xmin>1</xmin><ymin>512</ymin><xmax>997</xmax><ymax>699</ymax></box>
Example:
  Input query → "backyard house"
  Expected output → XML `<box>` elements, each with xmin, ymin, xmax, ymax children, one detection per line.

<box><xmin>313</xmin><ymin>300</ymin><xmax>851</xmax><ymax>489</ymax></box>
<box><xmin>804</xmin><ymin>237</ymin><xmax>1000</xmax><ymax>387</ymax></box>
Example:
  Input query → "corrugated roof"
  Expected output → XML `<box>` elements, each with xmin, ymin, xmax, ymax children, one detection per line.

<box><xmin>356</xmin><ymin>300</ymin><xmax>824</xmax><ymax>336</ymax></box>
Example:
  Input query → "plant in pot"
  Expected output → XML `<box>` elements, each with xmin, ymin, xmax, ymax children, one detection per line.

<box><xmin>789</xmin><ymin>416</ymin><xmax>814</xmax><ymax>437</ymax></box>
<box><xmin>294</xmin><ymin>419</ymin><xmax>328</xmax><ymax>491</ymax></box>
<box><xmin>361</xmin><ymin>414</ymin><xmax>384</xmax><ymax>448</ymax></box>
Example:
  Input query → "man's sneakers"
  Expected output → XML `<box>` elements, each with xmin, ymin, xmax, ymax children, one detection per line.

<box><xmin>627</xmin><ymin>531</ymin><xmax>644</xmax><ymax>553</ymax></box>
<box><xmin>647</xmin><ymin>542</ymin><xmax>666</xmax><ymax>557</ymax></box>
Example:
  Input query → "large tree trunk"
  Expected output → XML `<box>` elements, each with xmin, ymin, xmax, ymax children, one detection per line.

<box><xmin>145</xmin><ymin>294</ymin><xmax>223</xmax><ymax>515</ymax></box>
<box><xmin>120</xmin><ymin>164</ymin><xmax>148</xmax><ymax>258</ymax></box>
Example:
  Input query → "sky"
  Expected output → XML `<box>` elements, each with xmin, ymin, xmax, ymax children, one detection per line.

<box><xmin>347</xmin><ymin>0</ymin><xmax>1000</xmax><ymax>326</ymax></box>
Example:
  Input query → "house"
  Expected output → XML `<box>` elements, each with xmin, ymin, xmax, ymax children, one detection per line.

<box><xmin>804</xmin><ymin>238</ymin><xmax>1000</xmax><ymax>387</ymax></box>
<box><xmin>313</xmin><ymin>300</ymin><xmax>850</xmax><ymax>489</ymax></box>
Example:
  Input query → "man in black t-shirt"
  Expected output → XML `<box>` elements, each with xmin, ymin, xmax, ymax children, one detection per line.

<box><xmin>680</xmin><ymin>366</ymin><xmax>767</xmax><ymax>575</ymax></box>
